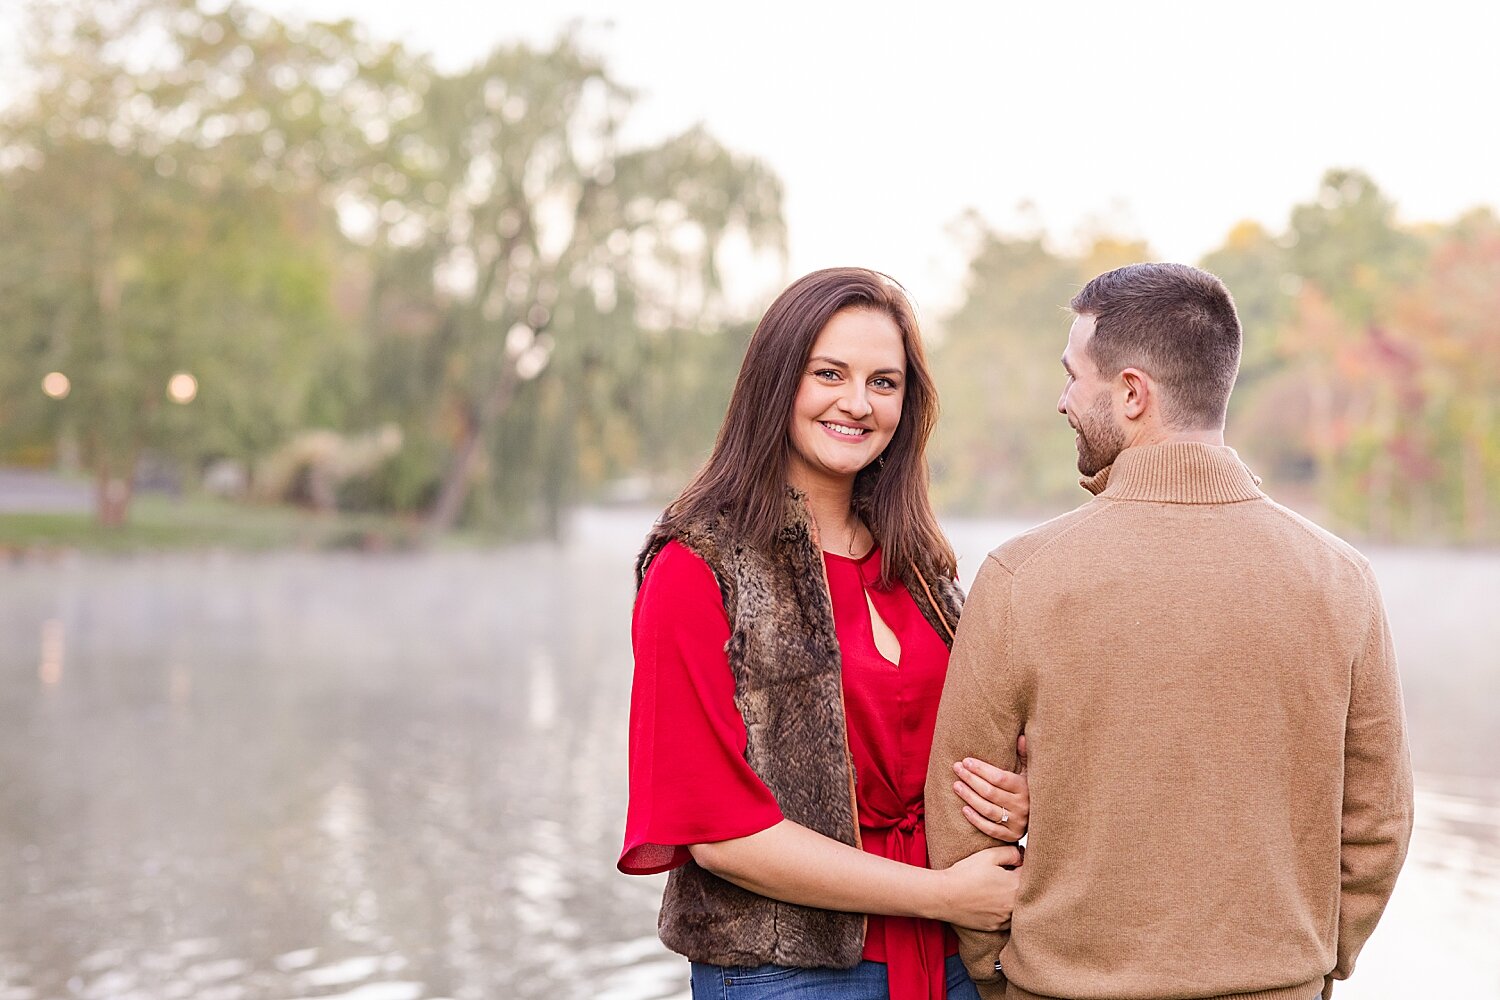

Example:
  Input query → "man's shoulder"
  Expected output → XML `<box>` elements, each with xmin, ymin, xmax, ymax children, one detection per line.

<box><xmin>1254</xmin><ymin>494</ymin><xmax>1375</xmax><ymax>579</ymax></box>
<box><xmin>987</xmin><ymin>498</ymin><xmax>1113</xmax><ymax>574</ymax></box>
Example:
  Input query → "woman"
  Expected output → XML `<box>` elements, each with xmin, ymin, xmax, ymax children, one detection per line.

<box><xmin>619</xmin><ymin>268</ymin><xmax>1029</xmax><ymax>1000</ymax></box>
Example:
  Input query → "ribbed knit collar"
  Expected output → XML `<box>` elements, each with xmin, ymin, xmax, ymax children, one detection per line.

<box><xmin>1080</xmin><ymin>441</ymin><xmax>1264</xmax><ymax>504</ymax></box>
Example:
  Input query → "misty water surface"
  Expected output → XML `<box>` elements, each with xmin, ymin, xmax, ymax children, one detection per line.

<box><xmin>0</xmin><ymin>508</ymin><xmax>1495</xmax><ymax>999</ymax></box>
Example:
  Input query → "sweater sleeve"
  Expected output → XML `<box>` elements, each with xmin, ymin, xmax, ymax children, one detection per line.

<box><xmin>618</xmin><ymin>540</ymin><xmax>785</xmax><ymax>875</ymax></box>
<box><xmin>1331</xmin><ymin>567</ymin><xmax>1414</xmax><ymax>983</ymax></box>
<box><xmin>925</xmin><ymin>554</ymin><xmax>1025</xmax><ymax>985</ymax></box>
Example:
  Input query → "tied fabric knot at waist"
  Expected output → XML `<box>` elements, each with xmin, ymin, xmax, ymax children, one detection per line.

<box><xmin>866</xmin><ymin>800</ymin><xmax>949</xmax><ymax>1000</ymax></box>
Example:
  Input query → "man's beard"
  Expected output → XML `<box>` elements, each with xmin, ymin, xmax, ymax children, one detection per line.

<box><xmin>1074</xmin><ymin>391</ymin><xmax>1125</xmax><ymax>476</ymax></box>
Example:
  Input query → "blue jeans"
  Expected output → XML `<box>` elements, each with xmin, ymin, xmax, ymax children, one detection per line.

<box><xmin>690</xmin><ymin>952</ymin><xmax>980</xmax><ymax>999</ymax></box>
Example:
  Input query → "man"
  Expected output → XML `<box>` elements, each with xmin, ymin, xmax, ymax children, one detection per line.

<box><xmin>926</xmin><ymin>263</ymin><xmax>1412</xmax><ymax>1000</ymax></box>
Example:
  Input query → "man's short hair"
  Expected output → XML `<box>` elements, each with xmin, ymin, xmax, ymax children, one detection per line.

<box><xmin>1070</xmin><ymin>263</ymin><xmax>1242</xmax><ymax>429</ymax></box>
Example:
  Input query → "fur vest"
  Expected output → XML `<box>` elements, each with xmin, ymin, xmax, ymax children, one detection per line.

<box><xmin>634</xmin><ymin>489</ymin><xmax>965</xmax><ymax>969</ymax></box>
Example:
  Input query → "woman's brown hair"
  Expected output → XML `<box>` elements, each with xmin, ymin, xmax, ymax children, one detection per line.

<box><xmin>661</xmin><ymin>267</ymin><xmax>955</xmax><ymax>586</ymax></box>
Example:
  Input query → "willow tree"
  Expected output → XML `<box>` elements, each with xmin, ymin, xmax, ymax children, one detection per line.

<box><xmin>339</xmin><ymin>33</ymin><xmax>786</xmax><ymax>534</ymax></box>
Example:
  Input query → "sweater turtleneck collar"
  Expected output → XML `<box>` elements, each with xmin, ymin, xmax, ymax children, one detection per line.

<box><xmin>1079</xmin><ymin>441</ymin><xmax>1264</xmax><ymax>504</ymax></box>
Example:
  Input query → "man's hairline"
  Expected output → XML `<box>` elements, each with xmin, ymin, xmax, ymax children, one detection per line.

<box><xmin>1069</xmin><ymin>310</ymin><xmax>1229</xmax><ymax>432</ymax></box>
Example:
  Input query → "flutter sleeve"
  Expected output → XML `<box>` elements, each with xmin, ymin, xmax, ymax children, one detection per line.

<box><xmin>618</xmin><ymin>540</ymin><xmax>785</xmax><ymax>875</ymax></box>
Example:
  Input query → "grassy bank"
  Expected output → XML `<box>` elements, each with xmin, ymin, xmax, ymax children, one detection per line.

<box><xmin>0</xmin><ymin>493</ymin><xmax>497</xmax><ymax>554</ymax></box>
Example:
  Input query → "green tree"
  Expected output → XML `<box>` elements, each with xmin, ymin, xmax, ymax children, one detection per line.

<box><xmin>0</xmin><ymin>0</ymin><xmax>367</xmax><ymax>523</ymax></box>
<box><xmin>1279</xmin><ymin>170</ymin><xmax>1429</xmax><ymax>531</ymax></box>
<box><xmin>339</xmin><ymin>33</ymin><xmax>785</xmax><ymax>535</ymax></box>
<box><xmin>932</xmin><ymin>229</ymin><xmax>1078</xmax><ymax>511</ymax></box>
<box><xmin>1391</xmin><ymin>208</ymin><xmax>1500</xmax><ymax>539</ymax></box>
<box><xmin>932</xmin><ymin>223</ymin><xmax>1149</xmax><ymax>514</ymax></box>
<box><xmin>1287</xmin><ymin>169</ymin><xmax>1425</xmax><ymax>329</ymax></box>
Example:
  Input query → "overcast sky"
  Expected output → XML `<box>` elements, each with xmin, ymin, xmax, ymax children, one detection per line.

<box><xmin>12</xmin><ymin>1</ymin><xmax>1500</xmax><ymax>316</ymax></box>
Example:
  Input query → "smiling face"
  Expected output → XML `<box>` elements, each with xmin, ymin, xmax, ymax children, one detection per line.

<box><xmin>785</xmin><ymin>307</ymin><xmax>906</xmax><ymax>493</ymax></box>
<box><xmin>1058</xmin><ymin>312</ymin><xmax>1126</xmax><ymax>476</ymax></box>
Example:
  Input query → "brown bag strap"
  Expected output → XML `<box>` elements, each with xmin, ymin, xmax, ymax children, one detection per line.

<box><xmin>910</xmin><ymin>561</ymin><xmax>955</xmax><ymax>643</ymax></box>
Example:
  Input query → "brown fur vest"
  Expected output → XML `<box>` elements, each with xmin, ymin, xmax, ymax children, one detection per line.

<box><xmin>634</xmin><ymin>489</ymin><xmax>965</xmax><ymax>969</ymax></box>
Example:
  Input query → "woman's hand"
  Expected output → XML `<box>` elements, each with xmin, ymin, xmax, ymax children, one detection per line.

<box><xmin>934</xmin><ymin>844</ymin><xmax>1023</xmax><ymax>931</ymax></box>
<box><xmin>952</xmin><ymin>734</ymin><xmax>1029</xmax><ymax>842</ymax></box>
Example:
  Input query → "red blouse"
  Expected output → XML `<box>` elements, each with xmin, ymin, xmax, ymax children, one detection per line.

<box><xmin>619</xmin><ymin>539</ymin><xmax>960</xmax><ymax>1000</ymax></box>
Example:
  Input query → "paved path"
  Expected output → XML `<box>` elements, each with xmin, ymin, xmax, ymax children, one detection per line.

<box><xmin>0</xmin><ymin>468</ymin><xmax>92</xmax><ymax>514</ymax></box>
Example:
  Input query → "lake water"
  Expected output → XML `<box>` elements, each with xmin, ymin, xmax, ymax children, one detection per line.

<box><xmin>0</xmin><ymin>508</ymin><xmax>1496</xmax><ymax>999</ymax></box>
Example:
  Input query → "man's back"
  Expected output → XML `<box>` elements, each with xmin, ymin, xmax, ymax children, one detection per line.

<box><xmin>926</xmin><ymin>442</ymin><xmax>1412</xmax><ymax>1000</ymax></box>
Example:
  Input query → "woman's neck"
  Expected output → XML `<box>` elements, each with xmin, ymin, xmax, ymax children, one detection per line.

<box><xmin>789</xmin><ymin>472</ymin><xmax>867</xmax><ymax>557</ymax></box>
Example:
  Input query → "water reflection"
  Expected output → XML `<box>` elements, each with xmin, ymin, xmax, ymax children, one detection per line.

<box><xmin>0</xmin><ymin>513</ymin><xmax>1495</xmax><ymax>1000</ymax></box>
<box><xmin>528</xmin><ymin>648</ymin><xmax>558</xmax><ymax>732</ymax></box>
<box><xmin>38</xmin><ymin>617</ymin><xmax>64</xmax><ymax>686</ymax></box>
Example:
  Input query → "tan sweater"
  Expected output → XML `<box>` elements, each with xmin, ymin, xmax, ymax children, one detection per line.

<box><xmin>925</xmin><ymin>443</ymin><xmax>1413</xmax><ymax>1000</ymax></box>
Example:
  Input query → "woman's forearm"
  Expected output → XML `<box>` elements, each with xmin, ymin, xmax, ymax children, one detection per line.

<box><xmin>689</xmin><ymin>819</ymin><xmax>1023</xmax><ymax>934</ymax></box>
<box><xmin>690</xmin><ymin>820</ymin><xmax>947</xmax><ymax>919</ymax></box>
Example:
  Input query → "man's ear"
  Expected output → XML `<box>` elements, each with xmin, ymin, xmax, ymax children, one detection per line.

<box><xmin>1120</xmin><ymin>368</ymin><xmax>1151</xmax><ymax>421</ymax></box>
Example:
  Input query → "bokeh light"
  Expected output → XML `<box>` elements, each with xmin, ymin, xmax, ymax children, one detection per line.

<box><xmin>167</xmin><ymin>372</ymin><xmax>199</xmax><ymax>404</ymax></box>
<box><xmin>41</xmin><ymin>372</ymin><xmax>70</xmax><ymax>399</ymax></box>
